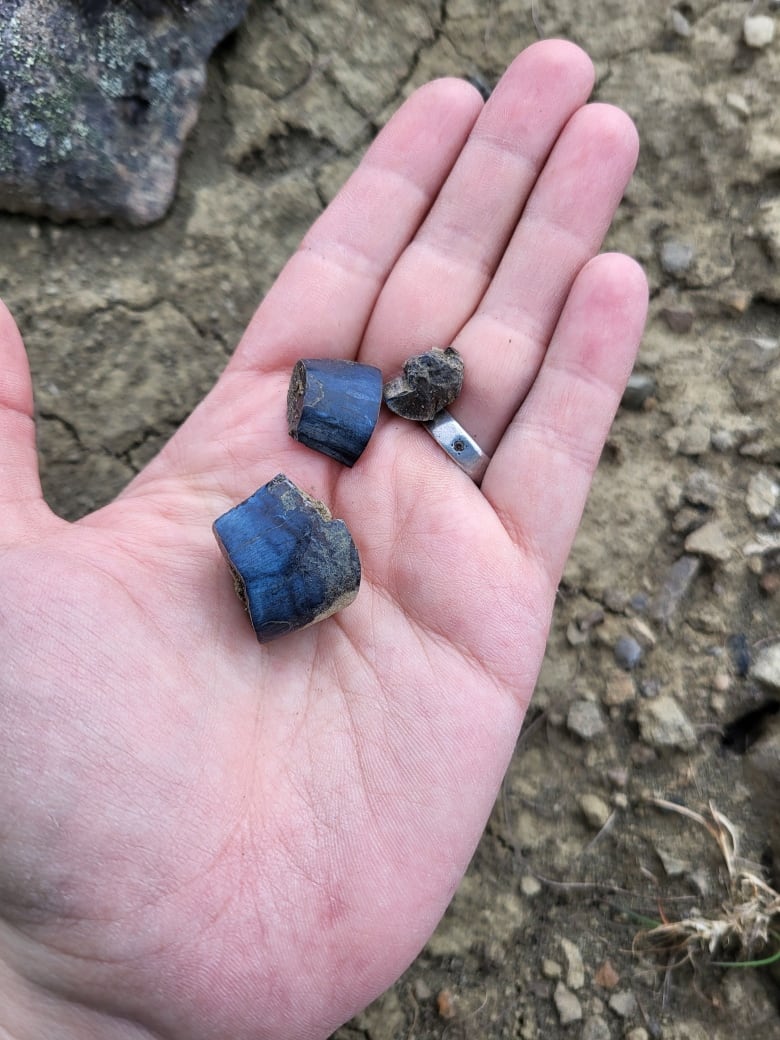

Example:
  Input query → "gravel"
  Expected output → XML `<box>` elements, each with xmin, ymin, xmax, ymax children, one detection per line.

<box><xmin>567</xmin><ymin>700</ymin><xmax>607</xmax><ymax>740</ymax></box>
<box><xmin>636</xmin><ymin>695</ymin><xmax>697</xmax><ymax>750</ymax></box>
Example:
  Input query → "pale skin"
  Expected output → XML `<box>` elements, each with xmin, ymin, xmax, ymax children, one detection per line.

<box><xmin>0</xmin><ymin>41</ymin><xmax>647</xmax><ymax>1040</ymax></box>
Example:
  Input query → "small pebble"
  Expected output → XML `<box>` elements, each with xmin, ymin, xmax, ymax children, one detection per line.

<box><xmin>621</xmin><ymin>372</ymin><xmax>657</xmax><ymax>410</ymax></box>
<box><xmin>660</xmin><ymin>240</ymin><xmax>694</xmax><ymax>276</ymax></box>
<box><xmin>594</xmin><ymin>959</ymin><xmax>620</xmax><ymax>989</ymax></box>
<box><xmin>554</xmin><ymin>982</ymin><xmax>583</xmax><ymax>1025</ymax></box>
<box><xmin>567</xmin><ymin>700</ymin><xmax>607</xmax><ymax>740</ymax></box>
<box><xmin>542</xmin><ymin>958</ymin><xmax>562</xmax><ymax>979</ymax></box>
<box><xmin>668</xmin><ymin>8</ymin><xmax>692</xmax><ymax>37</ymax></box>
<box><xmin>710</xmin><ymin>692</ymin><xmax>727</xmax><ymax>715</ymax></box>
<box><xmin>579</xmin><ymin>793</ymin><xmax>611</xmax><ymax>830</ymax></box>
<box><xmin>560</xmin><ymin>937</ymin><xmax>586</xmax><ymax>990</ymax></box>
<box><xmin>567</xmin><ymin>606</ymin><xmax>605</xmax><ymax>645</ymax></box>
<box><xmin>654</xmin><ymin>845</ymin><xmax>690</xmax><ymax>877</ymax></box>
<box><xmin>520</xmin><ymin>875</ymin><xmax>542</xmax><ymax>898</ymax></box>
<box><xmin>713</xmin><ymin>672</ymin><xmax>731</xmax><ymax>693</ymax></box>
<box><xmin>748</xmin><ymin>556</ymin><xmax>764</xmax><ymax>576</ymax></box>
<box><xmin>626</xmin><ymin>1030</ymin><xmax>649</xmax><ymax>1040</ymax></box>
<box><xmin>629</xmin><ymin>617</ymin><xmax>656</xmax><ymax>647</ymax></box>
<box><xmin>727</xmin><ymin>633</ymin><xmax>751</xmax><ymax>677</ymax></box>
<box><xmin>752</xmin><ymin>642</ymin><xmax>780</xmax><ymax>691</ymax></box>
<box><xmin>582</xmin><ymin>1015</ymin><xmax>611</xmax><ymax>1040</ymax></box>
<box><xmin>711</xmin><ymin>428</ymin><xmax>736</xmax><ymax>453</ymax></box>
<box><xmin>638</xmin><ymin>676</ymin><xmax>662</xmax><ymax>699</ymax></box>
<box><xmin>684</xmin><ymin>468</ymin><xmax>719</xmax><ymax>508</ymax></box>
<box><xmin>744</xmin><ymin>14</ymin><xmax>775</xmax><ymax>48</ymax></box>
<box><xmin>664</xmin><ymin>479</ymin><xmax>684</xmax><ymax>511</ymax></box>
<box><xmin>413</xmin><ymin>978</ymin><xmax>432</xmax><ymax>1001</ymax></box>
<box><xmin>660</xmin><ymin>306</ymin><xmax>694</xmax><ymax>332</ymax></box>
<box><xmin>672</xmin><ymin>507</ymin><xmax>707</xmax><ymax>535</ymax></box>
<box><xmin>628</xmin><ymin>611</ymin><xmax>657</xmax><ymax>644</ymax></box>
<box><xmin>608</xmin><ymin>990</ymin><xmax>638</xmax><ymax>1019</ymax></box>
<box><xmin>436</xmin><ymin>989</ymin><xmax>456</xmax><ymax>1020</ymax></box>
<box><xmin>650</xmin><ymin>555</ymin><xmax>700</xmax><ymax>625</ymax></box>
<box><xmin>603</xmin><ymin>672</ymin><xmax>635</xmax><ymax>706</ymax></box>
<box><xmin>724</xmin><ymin>288</ymin><xmax>753</xmax><ymax>313</ymax></box>
<box><xmin>603</xmin><ymin>587</ymin><xmax>630</xmax><ymax>613</ymax></box>
<box><xmin>614</xmin><ymin>635</ymin><xmax>643</xmax><ymax>671</ymax></box>
<box><xmin>607</xmin><ymin>766</ymin><xmax>628</xmax><ymax>788</ymax></box>
<box><xmin>637</xmin><ymin>695</ymin><xmax>697</xmax><ymax>750</ymax></box>
<box><xmin>684</xmin><ymin>521</ymin><xmax>732</xmax><ymax>562</ymax></box>
<box><xmin>746</xmin><ymin>471</ymin><xmax>779</xmax><ymax>519</ymax></box>
<box><xmin>581</xmin><ymin>606</ymin><xmax>606</xmax><ymax>631</ymax></box>
<box><xmin>566</xmin><ymin>619</ymin><xmax>589</xmax><ymax>646</ymax></box>
<box><xmin>678</xmin><ymin>423</ymin><xmax>711</xmax><ymax>456</ymax></box>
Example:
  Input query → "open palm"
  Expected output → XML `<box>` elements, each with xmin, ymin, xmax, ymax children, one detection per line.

<box><xmin>0</xmin><ymin>42</ymin><xmax>646</xmax><ymax>1040</ymax></box>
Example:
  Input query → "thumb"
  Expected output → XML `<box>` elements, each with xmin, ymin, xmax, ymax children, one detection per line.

<box><xmin>0</xmin><ymin>300</ymin><xmax>52</xmax><ymax>541</ymax></box>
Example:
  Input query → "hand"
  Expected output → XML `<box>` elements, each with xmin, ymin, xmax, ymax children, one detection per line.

<box><xmin>0</xmin><ymin>41</ymin><xmax>647</xmax><ymax>1040</ymax></box>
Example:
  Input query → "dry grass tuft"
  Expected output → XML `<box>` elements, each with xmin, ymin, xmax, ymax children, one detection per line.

<box><xmin>634</xmin><ymin>798</ymin><xmax>780</xmax><ymax>968</ymax></box>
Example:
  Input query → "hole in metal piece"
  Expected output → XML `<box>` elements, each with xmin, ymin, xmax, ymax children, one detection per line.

<box><xmin>452</xmin><ymin>438</ymin><xmax>466</xmax><ymax>453</ymax></box>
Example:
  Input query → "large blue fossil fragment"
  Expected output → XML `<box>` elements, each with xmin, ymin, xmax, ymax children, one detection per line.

<box><xmin>287</xmin><ymin>358</ymin><xmax>383</xmax><ymax>466</ymax></box>
<box><xmin>213</xmin><ymin>474</ymin><xmax>361</xmax><ymax>642</ymax></box>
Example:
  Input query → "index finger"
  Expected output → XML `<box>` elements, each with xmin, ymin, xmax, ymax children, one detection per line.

<box><xmin>119</xmin><ymin>76</ymin><xmax>484</xmax><ymax>502</ymax></box>
<box><xmin>231</xmin><ymin>77</ymin><xmax>485</xmax><ymax>377</ymax></box>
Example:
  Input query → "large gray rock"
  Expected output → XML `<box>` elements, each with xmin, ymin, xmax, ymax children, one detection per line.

<box><xmin>0</xmin><ymin>0</ymin><xmax>250</xmax><ymax>225</ymax></box>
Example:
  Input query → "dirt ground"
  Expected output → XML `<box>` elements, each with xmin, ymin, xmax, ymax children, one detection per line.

<box><xmin>1</xmin><ymin>2</ymin><xmax>779</xmax><ymax>1038</ymax></box>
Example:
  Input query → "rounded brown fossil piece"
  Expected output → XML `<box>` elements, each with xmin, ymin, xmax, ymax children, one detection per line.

<box><xmin>383</xmin><ymin>346</ymin><xmax>465</xmax><ymax>421</ymax></box>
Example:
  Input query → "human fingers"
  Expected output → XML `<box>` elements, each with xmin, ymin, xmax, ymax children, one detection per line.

<box><xmin>483</xmin><ymin>252</ymin><xmax>648</xmax><ymax>581</ymax></box>
<box><xmin>229</xmin><ymin>76</ymin><xmax>484</xmax><ymax>377</ymax></box>
<box><xmin>120</xmin><ymin>76</ymin><xmax>484</xmax><ymax>501</ymax></box>
<box><xmin>0</xmin><ymin>301</ymin><xmax>55</xmax><ymax>543</ymax></box>
<box><xmin>357</xmin><ymin>40</ymin><xmax>594</xmax><ymax>369</ymax></box>
<box><xmin>447</xmin><ymin>103</ymin><xmax>639</xmax><ymax>455</ymax></box>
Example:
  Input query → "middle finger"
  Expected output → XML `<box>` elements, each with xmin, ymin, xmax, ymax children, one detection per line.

<box><xmin>358</xmin><ymin>40</ymin><xmax>594</xmax><ymax>367</ymax></box>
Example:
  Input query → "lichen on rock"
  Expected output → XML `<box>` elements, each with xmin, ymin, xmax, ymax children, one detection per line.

<box><xmin>0</xmin><ymin>0</ymin><xmax>250</xmax><ymax>225</ymax></box>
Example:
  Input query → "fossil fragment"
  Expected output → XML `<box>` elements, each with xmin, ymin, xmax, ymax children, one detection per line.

<box><xmin>383</xmin><ymin>347</ymin><xmax>464</xmax><ymax>421</ymax></box>
<box><xmin>287</xmin><ymin>358</ymin><xmax>383</xmax><ymax>467</ymax></box>
<box><xmin>213</xmin><ymin>474</ymin><xmax>361</xmax><ymax>642</ymax></box>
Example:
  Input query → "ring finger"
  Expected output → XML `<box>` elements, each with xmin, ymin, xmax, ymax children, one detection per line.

<box><xmin>448</xmin><ymin>101</ymin><xmax>639</xmax><ymax>455</ymax></box>
<box><xmin>359</xmin><ymin>69</ymin><xmax>638</xmax><ymax>457</ymax></box>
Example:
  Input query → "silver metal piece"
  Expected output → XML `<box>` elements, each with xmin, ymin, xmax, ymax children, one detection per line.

<box><xmin>423</xmin><ymin>410</ymin><xmax>490</xmax><ymax>486</ymax></box>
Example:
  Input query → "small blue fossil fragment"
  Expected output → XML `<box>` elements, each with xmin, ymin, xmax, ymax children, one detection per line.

<box><xmin>287</xmin><ymin>358</ymin><xmax>383</xmax><ymax>466</ymax></box>
<box><xmin>213</xmin><ymin>474</ymin><xmax>361</xmax><ymax>642</ymax></box>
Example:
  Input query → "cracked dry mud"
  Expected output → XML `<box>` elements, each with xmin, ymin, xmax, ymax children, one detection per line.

<box><xmin>1</xmin><ymin>2</ymin><xmax>779</xmax><ymax>1038</ymax></box>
